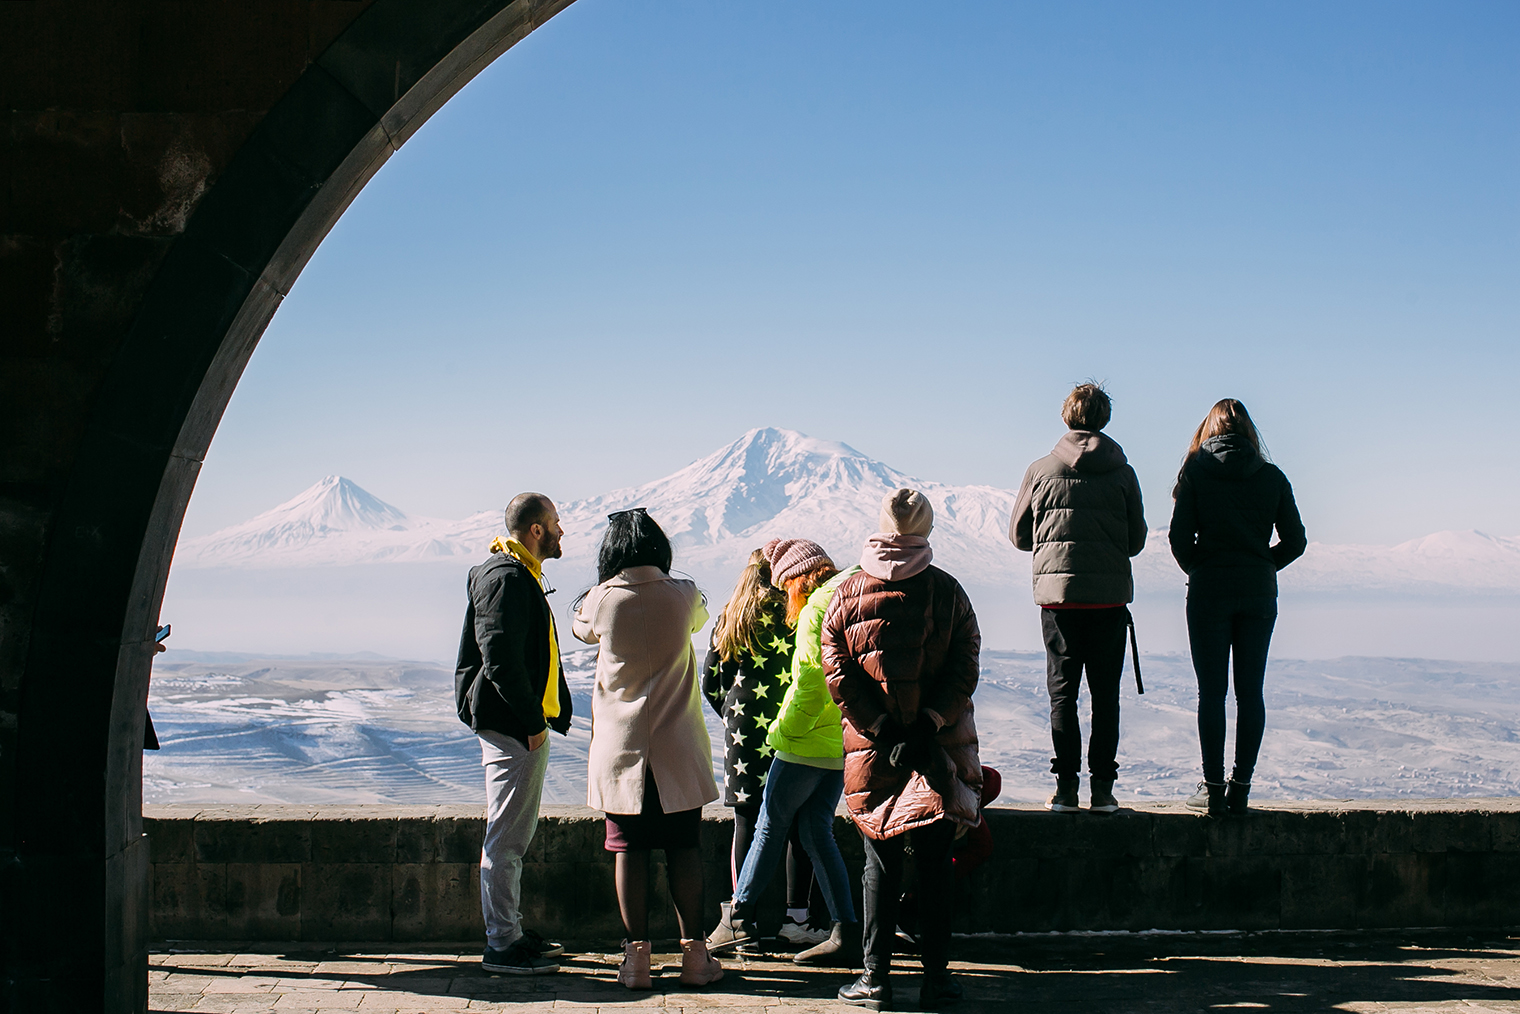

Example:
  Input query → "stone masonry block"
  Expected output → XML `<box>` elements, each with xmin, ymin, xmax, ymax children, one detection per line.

<box><xmin>1280</xmin><ymin>855</ymin><xmax>1359</xmax><ymax>929</ymax></box>
<box><xmin>394</xmin><ymin>814</ymin><xmax>438</xmax><ymax>864</ymax></box>
<box><xmin>1274</xmin><ymin>810</ymin><xmax>1351</xmax><ymax>856</ymax></box>
<box><xmin>1411</xmin><ymin>809</ymin><xmax>1491</xmax><ymax>854</ymax></box>
<box><xmin>144</xmin><ymin>815</ymin><xmax>194</xmax><ymax>863</ymax></box>
<box><xmin>225</xmin><ymin>862</ymin><xmax>301</xmax><ymax>939</ymax></box>
<box><xmin>1368</xmin><ymin>808</ymin><xmax>1416</xmax><ymax>855</ymax></box>
<box><xmin>1491</xmin><ymin>810</ymin><xmax>1520</xmax><ymax>852</ymax></box>
<box><xmin>301</xmin><ymin>863</ymin><xmax>391</xmax><ymax>940</ymax></box>
<box><xmin>392</xmin><ymin>862</ymin><xmax>479</xmax><ymax>941</ymax></box>
<box><xmin>1442</xmin><ymin>851</ymin><xmax>1520</xmax><ymax>926</ymax></box>
<box><xmin>309</xmin><ymin>813</ymin><xmax>397</xmax><ymax>863</ymax></box>
<box><xmin>1357</xmin><ymin>853</ymin><xmax>1445</xmax><ymax>928</ymax></box>
<box><xmin>435</xmin><ymin>815</ymin><xmax>485</xmax><ymax>863</ymax></box>
<box><xmin>1153</xmin><ymin>809</ymin><xmax>1210</xmax><ymax>857</ymax></box>
<box><xmin>1189</xmin><ymin>855</ymin><xmax>1281</xmax><ymax>931</ymax></box>
<box><xmin>193</xmin><ymin>814</ymin><xmax>310</xmax><ymax>863</ymax></box>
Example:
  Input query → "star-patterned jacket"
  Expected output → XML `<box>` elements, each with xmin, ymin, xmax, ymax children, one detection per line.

<box><xmin>700</xmin><ymin>596</ymin><xmax>794</xmax><ymax>808</ymax></box>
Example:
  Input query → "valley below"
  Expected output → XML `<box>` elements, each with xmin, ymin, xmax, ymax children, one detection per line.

<box><xmin>144</xmin><ymin>647</ymin><xmax>1520</xmax><ymax>808</ymax></box>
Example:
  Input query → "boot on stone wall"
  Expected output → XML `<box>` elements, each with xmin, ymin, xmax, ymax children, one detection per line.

<box><xmin>1226</xmin><ymin>778</ymin><xmax>1251</xmax><ymax>816</ymax></box>
<box><xmin>679</xmin><ymin>937</ymin><xmax>725</xmax><ymax>985</ymax></box>
<box><xmin>618</xmin><ymin>939</ymin><xmax>653</xmax><ymax>990</ymax></box>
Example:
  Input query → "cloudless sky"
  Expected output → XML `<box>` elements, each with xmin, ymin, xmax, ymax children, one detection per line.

<box><xmin>181</xmin><ymin>0</ymin><xmax>1520</xmax><ymax>545</ymax></box>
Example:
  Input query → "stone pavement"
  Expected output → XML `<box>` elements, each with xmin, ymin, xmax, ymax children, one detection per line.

<box><xmin>150</xmin><ymin>931</ymin><xmax>1520</xmax><ymax>1013</ymax></box>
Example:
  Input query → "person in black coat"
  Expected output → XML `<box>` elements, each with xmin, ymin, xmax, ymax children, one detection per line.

<box><xmin>1169</xmin><ymin>400</ymin><xmax>1306</xmax><ymax>816</ymax></box>
<box><xmin>455</xmin><ymin>492</ymin><xmax>574</xmax><ymax>974</ymax></box>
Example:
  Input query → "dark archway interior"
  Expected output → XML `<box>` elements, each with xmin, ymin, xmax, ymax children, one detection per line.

<box><xmin>1</xmin><ymin>2</ymin><xmax>574</xmax><ymax>1009</ymax></box>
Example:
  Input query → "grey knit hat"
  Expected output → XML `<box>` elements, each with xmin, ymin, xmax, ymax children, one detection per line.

<box><xmin>879</xmin><ymin>488</ymin><xmax>933</xmax><ymax>537</ymax></box>
<box><xmin>762</xmin><ymin>538</ymin><xmax>834</xmax><ymax>586</ymax></box>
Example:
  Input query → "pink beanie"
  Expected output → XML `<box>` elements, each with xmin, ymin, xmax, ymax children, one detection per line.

<box><xmin>762</xmin><ymin>538</ymin><xmax>834</xmax><ymax>587</ymax></box>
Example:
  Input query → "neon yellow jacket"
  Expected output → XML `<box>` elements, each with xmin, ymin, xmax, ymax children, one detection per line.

<box><xmin>766</xmin><ymin>566</ymin><xmax>861</xmax><ymax>759</ymax></box>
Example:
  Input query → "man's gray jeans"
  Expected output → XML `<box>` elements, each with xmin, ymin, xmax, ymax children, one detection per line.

<box><xmin>479</xmin><ymin>729</ymin><xmax>551</xmax><ymax>950</ymax></box>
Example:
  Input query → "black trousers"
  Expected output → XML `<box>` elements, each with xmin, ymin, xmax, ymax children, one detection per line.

<box><xmin>1041</xmin><ymin>606</ymin><xmax>1128</xmax><ymax>780</ymax></box>
<box><xmin>1187</xmin><ymin>594</ymin><xmax>1277</xmax><ymax>785</ymax></box>
<box><xmin>860</xmin><ymin>820</ymin><xmax>956</xmax><ymax>974</ymax></box>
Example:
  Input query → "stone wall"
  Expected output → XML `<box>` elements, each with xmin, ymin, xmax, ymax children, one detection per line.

<box><xmin>144</xmin><ymin>799</ymin><xmax>1520</xmax><ymax>942</ymax></box>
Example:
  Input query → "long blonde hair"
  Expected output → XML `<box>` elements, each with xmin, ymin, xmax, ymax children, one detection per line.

<box><xmin>714</xmin><ymin>549</ymin><xmax>785</xmax><ymax>662</ymax></box>
<box><xmin>1175</xmin><ymin>399</ymin><xmax>1267</xmax><ymax>496</ymax></box>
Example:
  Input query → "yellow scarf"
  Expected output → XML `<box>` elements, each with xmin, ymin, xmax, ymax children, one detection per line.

<box><xmin>489</xmin><ymin>536</ymin><xmax>562</xmax><ymax>719</ymax></box>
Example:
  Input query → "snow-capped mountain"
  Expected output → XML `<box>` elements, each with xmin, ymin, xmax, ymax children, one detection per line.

<box><xmin>176</xmin><ymin>475</ymin><xmax>462</xmax><ymax>567</ymax></box>
<box><xmin>177</xmin><ymin>428</ymin><xmax>1520</xmax><ymax>599</ymax></box>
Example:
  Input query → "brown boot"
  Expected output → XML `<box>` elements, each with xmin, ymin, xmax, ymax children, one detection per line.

<box><xmin>679</xmin><ymin>937</ymin><xmax>724</xmax><ymax>985</ymax></box>
<box><xmin>618</xmin><ymin>939</ymin><xmax>652</xmax><ymax>990</ymax></box>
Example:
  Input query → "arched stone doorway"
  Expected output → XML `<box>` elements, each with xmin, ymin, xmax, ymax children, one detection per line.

<box><xmin>1</xmin><ymin>2</ymin><xmax>577</xmax><ymax>1009</ymax></box>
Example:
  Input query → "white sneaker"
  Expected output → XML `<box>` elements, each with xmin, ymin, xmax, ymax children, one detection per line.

<box><xmin>778</xmin><ymin>917</ymin><xmax>830</xmax><ymax>947</ymax></box>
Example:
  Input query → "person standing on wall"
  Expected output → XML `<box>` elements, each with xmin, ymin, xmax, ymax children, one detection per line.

<box><xmin>455</xmin><ymin>492</ymin><xmax>573</xmax><ymax>975</ymax></box>
<box><xmin>706</xmin><ymin>538</ymin><xmax>863</xmax><ymax>967</ymax></box>
<box><xmin>823</xmin><ymin>489</ymin><xmax>983</xmax><ymax>1011</ymax></box>
<box><xmin>701</xmin><ymin>549</ymin><xmax>829</xmax><ymax>952</ymax></box>
<box><xmin>572</xmin><ymin>508</ymin><xmax>724</xmax><ymax>990</ymax></box>
<box><xmin>1171</xmin><ymin>399</ymin><xmax>1306</xmax><ymax>817</ymax></box>
<box><xmin>1010</xmin><ymin>383</ymin><xmax>1147</xmax><ymax>814</ymax></box>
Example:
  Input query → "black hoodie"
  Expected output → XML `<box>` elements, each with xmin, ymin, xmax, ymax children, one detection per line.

<box><xmin>1168</xmin><ymin>434</ymin><xmax>1307</xmax><ymax>598</ymax></box>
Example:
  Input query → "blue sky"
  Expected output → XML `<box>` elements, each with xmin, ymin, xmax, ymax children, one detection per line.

<box><xmin>182</xmin><ymin>0</ymin><xmax>1519</xmax><ymax>545</ymax></box>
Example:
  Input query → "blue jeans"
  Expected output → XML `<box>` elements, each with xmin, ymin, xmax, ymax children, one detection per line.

<box><xmin>1187</xmin><ymin>594</ymin><xmax>1277</xmax><ymax>785</ymax></box>
<box><xmin>734</xmin><ymin>758</ymin><xmax>855</xmax><ymax>923</ymax></box>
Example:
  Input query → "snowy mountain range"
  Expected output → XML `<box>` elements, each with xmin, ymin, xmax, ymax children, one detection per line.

<box><xmin>176</xmin><ymin>427</ymin><xmax>1520</xmax><ymax>598</ymax></box>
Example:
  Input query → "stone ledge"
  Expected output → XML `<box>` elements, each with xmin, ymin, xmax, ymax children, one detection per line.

<box><xmin>143</xmin><ymin>800</ymin><xmax>1520</xmax><ymax>941</ymax></box>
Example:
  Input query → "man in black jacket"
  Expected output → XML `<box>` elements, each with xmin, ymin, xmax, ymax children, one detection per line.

<box><xmin>1010</xmin><ymin>383</ymin><xmax>1147</xmax><ymax>815</ymax></box>
<box><xmin>456</xmin><ymin>492</ymin><xmax>573</xmax><ymax>975</ymax></box>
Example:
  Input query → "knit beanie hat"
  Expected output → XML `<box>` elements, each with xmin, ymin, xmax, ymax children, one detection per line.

<box><xmin>879</xmin><ymin>488</ymin><xmax>933</xmax><ymax>537</ymax></box>
<box><xmin>762</xmin><ymin>538</ymin><xmax>834</xmax><ymax>587</ymax></box>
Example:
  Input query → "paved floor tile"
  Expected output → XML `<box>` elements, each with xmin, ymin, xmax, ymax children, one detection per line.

<box><xmin>146</xmin><ymin>932</ymin><xmax>1520</xmax><ymax>1014</ymax></box>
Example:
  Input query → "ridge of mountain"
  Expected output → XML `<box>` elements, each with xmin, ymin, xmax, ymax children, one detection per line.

<box><xmin>176</xmin><ymin>428</ymin><xmax>1520</xmax><ymax>596</ymax></box>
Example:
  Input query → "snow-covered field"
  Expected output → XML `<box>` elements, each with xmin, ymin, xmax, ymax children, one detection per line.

<box><xmin>144</xmin><ymin>647</ymin><xmax>1520</xmax><ymax>807</ymax></box>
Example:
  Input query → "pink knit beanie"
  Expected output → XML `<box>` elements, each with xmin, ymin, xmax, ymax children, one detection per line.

<box><xmin>879</xmin><ymin>488</ymin><xmax>933</xmax><ymax>537</ymax></box>
<box><xmin>762</xmin><ymin>538</ymin><xmax>834</xmax><ymax>587</ymax></box>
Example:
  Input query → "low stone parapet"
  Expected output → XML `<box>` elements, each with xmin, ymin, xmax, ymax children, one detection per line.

<box><xmin>143</xmin><ymin>800</ymin><xmax>1520</xmax><ymax>941</ymax></box>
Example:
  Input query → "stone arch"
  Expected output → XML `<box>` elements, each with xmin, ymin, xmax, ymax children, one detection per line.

<box><xmin>3</xmin><ymin>2</ymin><xmax>577</xmax><ymax>1009</ymax></box>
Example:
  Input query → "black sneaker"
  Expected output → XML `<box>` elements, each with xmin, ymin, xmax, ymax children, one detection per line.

<box><xmin>520</xmin><ymin>927</ymin><xmax>565</xmax><ymax>958</ymax></box>
<box><xmin>482</xmin><ymin>938</ymin><xmax>559</xmax><ymax>975</ymax></box>
<box><xmin>838</xmin><ymin>969</ymin><xmax>892</xmax><ymax>1009</ymax></box>
<box><xmin>920</xmin><ymin>970</ymin><xmax>963</xmax><ymax>1008</ymax></box>
<box><xmin>1045</xmin><ymin>775</ymin><xmax>1080</xmax><ymax>813</ymax></box>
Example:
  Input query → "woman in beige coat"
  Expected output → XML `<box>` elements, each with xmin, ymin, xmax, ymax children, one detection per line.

<box><xmin>572</xmin><ymin>507</ymin><xmax>722</xmax><ymax>989</ymax></box>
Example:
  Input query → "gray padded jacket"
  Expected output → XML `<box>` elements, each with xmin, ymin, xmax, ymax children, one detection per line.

<box><xmin>1009</xmin><ymin>431</ymin><xmax>1148</xmax><ymax>605</ymax></box>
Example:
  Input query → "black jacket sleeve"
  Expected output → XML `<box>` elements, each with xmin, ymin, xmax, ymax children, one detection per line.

<box><xmin>474</xmin><ymin>569</ymin><xmax>548</xmax><ymax>738</ymax></box>
<box><xmin>701</xmin><ymin>643</ymin><xmax>727</xmax><ymax>717</ymax></box>
<box><xmin>1169</xmin><ymin>478</ymin><xmax>1200</xmax><ymax>573</ymax></box>
<box><xmin>1124</xmin><ymin>465</ymin><xmax>1148</xmax><ymax>557</ymax></box>
<box><xmin>1271</xmin><ymin>473</ymin><xmax>1308</xmax><ymax>570</ymax></box>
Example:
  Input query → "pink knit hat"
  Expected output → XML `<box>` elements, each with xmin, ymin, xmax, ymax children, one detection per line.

<box><xmin>762</xmin><ymin>538</ymin><xmax>834</xmax><ymax>587</ymax></box>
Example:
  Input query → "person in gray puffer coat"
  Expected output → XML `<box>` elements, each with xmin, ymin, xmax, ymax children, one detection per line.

<box><xmin>1009</xmin><ymin>383</ymin><xmax>1146</xmax><ymax>814</ymax></box>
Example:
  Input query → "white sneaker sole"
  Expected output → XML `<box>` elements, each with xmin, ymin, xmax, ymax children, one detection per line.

<box><xmin>1045</xmin><ymin>801</ymin><xmax>1081</xmax><ymax>812</ymax></box>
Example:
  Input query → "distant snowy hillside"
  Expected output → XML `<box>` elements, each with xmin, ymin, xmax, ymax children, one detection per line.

<box><xmin>177</xmin><ymin>428</ymin><xmax>1520</xmax><ymax>599</ymax></box>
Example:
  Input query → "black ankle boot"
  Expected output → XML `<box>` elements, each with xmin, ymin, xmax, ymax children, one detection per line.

<box><xmin>1226</xmin><ymin>779</ymin><xmax>1251</xmax><ymax>815</ymax></box>
<box><xmin>920</xmin><ymin>969</ymin><xmax>962</xmax><ymax>1008</ymax></box>
<box><xmin>838</xmin><ymin>968</ymin><xmax>892</xmax><ymax>1010</ymax></box>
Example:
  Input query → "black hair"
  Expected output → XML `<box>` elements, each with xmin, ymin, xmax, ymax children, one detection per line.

<box><xmin>596</xmin><ymin>508</ymin><xmax>673</xmax><ymax>584</ymax></box>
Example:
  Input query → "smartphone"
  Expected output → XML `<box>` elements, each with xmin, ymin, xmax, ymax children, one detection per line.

<box><xmin>155</xmin><ymin>624</ymin><xmax>171</xmax><ymax>643</ymax></box>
